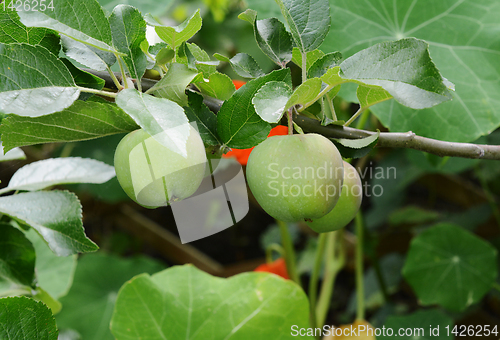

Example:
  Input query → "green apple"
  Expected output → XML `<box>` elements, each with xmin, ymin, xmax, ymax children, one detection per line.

<box><xmin>307</xmin><ymin>161</ymin><xmax>362</xmax><ymax>232</ymax></box>
<box><xmin>114</xmin><ymin>127</ymin><xmax>206</xmax><ymax>208</ymax></box>
<box><xmin>246</xmin><ymin>133</ymin><xmax>344</xmax><ymax>222</ymax></box>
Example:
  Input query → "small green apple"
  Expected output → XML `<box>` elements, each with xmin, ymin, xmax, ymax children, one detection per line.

<box><xmin>114</xmin><ymin>127</ymin><xmax>206</xmax><ymax>208</ymax></box>
<box><xmin>246</xmin><ymin>133</ymin><xmax>344</xmax><ymax>222</ymax></box>
<box><xmin>307</xmin><ymin>161</ymin><xmax>362</xmax><ymax>232</ymax></box>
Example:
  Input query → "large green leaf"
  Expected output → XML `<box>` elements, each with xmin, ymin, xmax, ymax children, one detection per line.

<box><xmin>116</xmin><ymin>89</ymin><xmax>190</xmax><ymax>157</ymax></box>
<box><xmin>340</xmin><ymin>38</ymin><xmax>453</xmax><ymax>109</ymax></box>
<box><xmin>0</xmin><ymin>100</ymin><xmax>138</xmax><ymax>152</ymax></box>
<box><xmin>0</xmin><ymin>43</ymin><xmax>79</xmax><ymax>117</ymax></box>
<box><xmin>322</xmin><ymin>0</ymin><xmax>500</xmax><ymax>143</ymax></box>
<box><xmin>0</xmin><ymin>191</ymin><xmax>98</xmax><ymax>256</ymax></box>
<box><xmin>275</xmin><ymin>0</ymin><xmax>330</xmax><ymax>53</ymax></box>
<box><xmin>109</xmin><ymin>5</ymin><xmax>147</xmax><ymax>80</ymax></box>
<box><xmin>402</xmin><ymin>223</ymin><xmax>498</xmax><ymax>311</ymax></box>
<box><xmin>56</xmin><ymin>253</ymin><xmax>165</xmax><ymax>340</ymax></box>
<box><xmin>147</xmin><ymin>62</ymin><xmax>199</xmax><ymax>106</ymax></box>
<box><xmin>110</xmin><ymin>265</ymin><xmax>313</xmax><ymax>339</ymax></box>
<box><xmin>3</xmin><ymin>157</ymin><xmax>115</xmax><ymax>193</ymax></box>
<box><xmin>0</xmin><ymin>296</ymin><xmax>58</xmax><ymax>340</ymax></box>
<box><xmin>17</xmin><ymin>0</ymin><xmax>115</xmax><ymax>53</ymax></box>
<box><xmin>0</xmin><ymin>4</ymin><xmax>60</xmax><ymax>54</ymax></box>
<box><xmin>239</xmin><ymin>9</ymin><xmax>293</xmax><ymax>67</ymax></box>
<box><xmin>217</xmin><ymin>68</ymin><xmax>291</xmax><ymax>148</ymax></box>
<box><xmin>0</xmin><ymin>224</ymin><xmax>35</xmax><ymax>287</ymax></box>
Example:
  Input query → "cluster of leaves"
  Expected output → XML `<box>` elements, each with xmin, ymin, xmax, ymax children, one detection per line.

<box><xmin>0</xmin><ymin>0</ymin><xmax>498</xmax><ymax>338</ymax></box>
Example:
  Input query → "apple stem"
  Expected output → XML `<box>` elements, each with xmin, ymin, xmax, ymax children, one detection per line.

<box><xmin>277</xmin><ymin>220</ymin><xmax>300</xmax><ymax>285</ymax></box>
<box><xmin>309</xmin><ymin>232</ymin><xmax>327</xmax><ymax>329</ymax></box>
<box><xmin>315</xmin><ymin>230</ymin><xmax>345</xmax><ymax>327</ymax></box>
<box><xmin>355</xmin><ymin>212</ymin><xmax>366</xmax><ymax>321</ymax></box>
<box><xmin>287</xmin><ymin>109</ymin><xmax>293</xmax><ymax>135</ymax></box>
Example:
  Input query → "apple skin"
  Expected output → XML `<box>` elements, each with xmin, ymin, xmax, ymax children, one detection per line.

<box><xmin>114</xmin><ymin>127</ymin><xmax>206</xmax><ymax>208</ymax></box>
<box><xmin>307</xmin><ymin>161</ymin><xmax>362</xmax><ymax>232</ymax></box>
<box><xmin>246</xmin><ymin>133</ymin><xmax>344</xmax><ymax>222</ymax></box>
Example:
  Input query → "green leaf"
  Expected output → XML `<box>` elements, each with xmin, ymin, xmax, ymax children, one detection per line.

<box><xmin>0</xmin><ymin>4</ymin><xmax>60</xmax><ymax>54</ymax></box>
<box><xmin>0</xmin><ymin>142</ymin><xmax>25</xmax><ymax>162</ymax></box>
<box><xmin>239</xmin><ymin>9</ymin><xmax>293</xmax><ymax>67</ymax></box>
<box><xmin>184</xmin><ymin>92</ymin><xmax>220</xmax><ymax>146</ymax></box>
<box><xmin>25</xmin><ymin>229</ymin><xmax>76</xmax><ymax>300</ymax></box>
<box><xmin>147</xmin><ymin>63</ymin><xmax>199</xmax><ymax>106</ymax></box>
<box><xmin>4</xmin><ymin>157</ymin><xmax>115</xmax><ymax>192</ymax></box>
<box><xmin>252</xmin><ymin>81</ymin><xmax>292</xmax><ymax>123</ymax></box>
<box><xmin>275</xmin><ymin>0</ymin><xmax>330</xmax><ymax>53</ymax></box>
<box><xmin>17</xmin><ymin>0</ymin><xmax>115</xmax><ymax>53</ymax></box>
<box><xmin>0</xmin><ymin>224</ymin><xmax>35</xmax><ymax>286</ymax></box>
<box><xmin>56</xmin><ymin>253</ymin><xmax>165</xmax><ymax>340</ymax></box>
<box><xmin>178</xmin><ymin>43</ymin><xmax>217</xmax><ymax>77</ymax></box>
<box><xmin>155</xmin><ymin>47</ymin><xmax>175</xmax><ymax>65</ymax></box>
<box><xmin>217</xmin><ymin>68</ymin><xmax>291</xmax><ymax>148</ymax></box>
<box><xmin>0</xmin><ymin>191</ymin><xmax>98</xmax><ymax>256</ymax></box>
<box><xmin>116</xmin><ymin>89</ymin><xmax>190</xmax><ymax>157</ymax></box>
<box><xmin>196</xmin><ymin>72</ymin><xmax>235</xmax><ymax>101</ymax></box>
<box><xmin>402</xmin><ymin>223</ymin><xmax>498</xmax><ymax>311</ymax></box>
<box><xmin>0</xmin><ymin>43</ymin><xmax>79</xmax><ymax>117</ymax></box>
<box><xmin>285</xmin><ymin>77</ymin><xmax>323</xmax><ymax>109</ymax></box>
<box><xmin>323</xmin><ymin>0</ymin><xmax>500</xmax><ymax>143</ymax></box>
<box><xmin>0</xmin><ymin>296</ymin><xmax>58</xmax><ymax>340</ymax></box>
<box><xmin>291</xmin><ymin>47</ymin><xmax>324</xmax><ymax>70</ymax></box>
<box><xmin>109</xmin><ymin>5</ymin><xmax>147</xmax><ymax>80</ymax></box>
<box><xmin>110</xmin><ymin>265</ymin><xmax>313</xmax><ymax>340</ymax></box>
<box><xmin>380</xmin><ymin>309</ymin><xmax>453</xmax><ymax>340</ymax></box>
<box><xmin>61</xmin><ymin>59</ymin><xmax>105</xmax><ymax>100</ymax></box>
<box><xmin>61</xmin><ymin>35</ymin><xmax>116</xmax><ymax>71</ymax></box>
<box><xmin>148</xmin><ymin>10</ymin><xmax>202</xmax><ymax>51</ymax></box>
<box><xmin>331</xmin><ymin>131</ymin><xmax>380</xmax><ymax>159</ymax></box>
<box><xmin>307</xmin><ymin>51</ymin><xmax>342</xmax><ymax>78</ymax></box>
<box><xmin>0</xmin><ymin>100</ymin><xmax>138</xmax><ymax>152</ymax></box>
<box><xmin>215</xmin><ymin>52</ymin><xmax>265</xmax><ymax>79</ymax></box>
<box><xmin>320</xmin><ymin>66</ymin><xmax>347</xmax><ymax>87</ymax></box>
<box><xmin>357</xmin><ymin>84</ymin><xmax>392</xmax><ymax>109</ymax></box>
<box><xmin>340</xmin><ymin>38</ymin><xmax>453</xmax><ymax>109</ymax></box>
